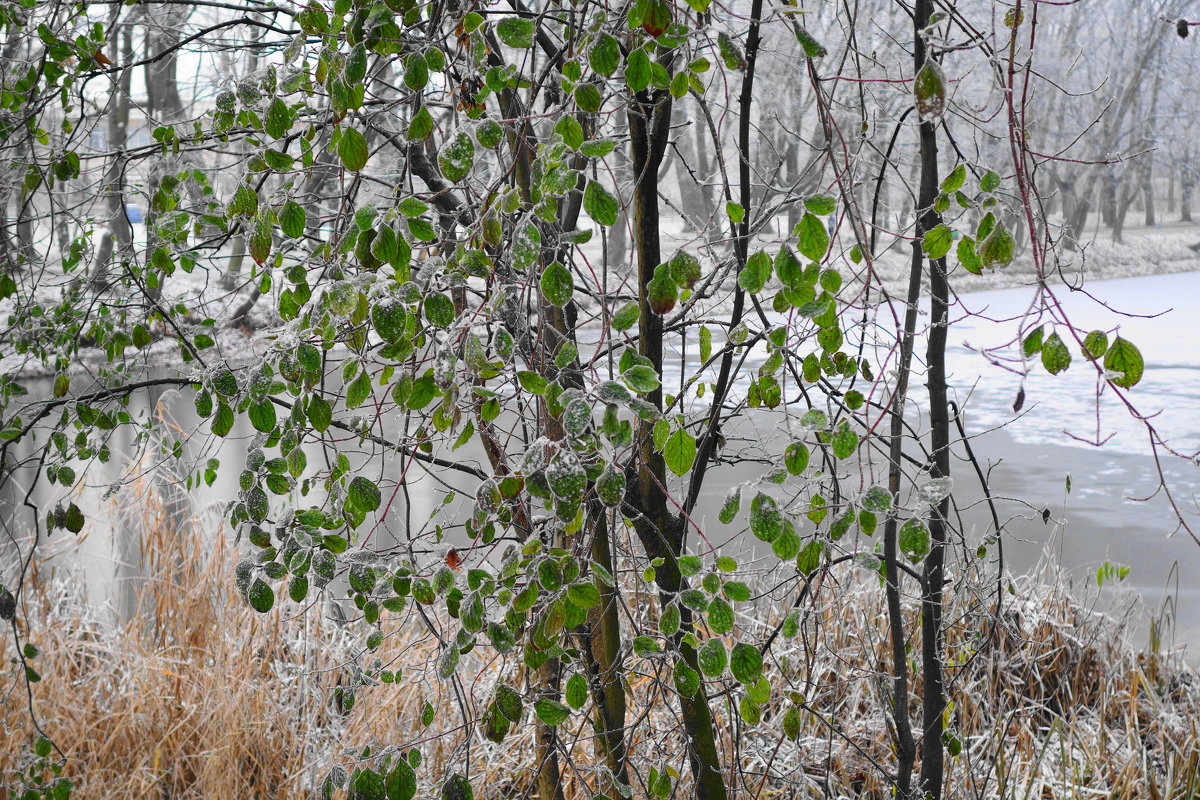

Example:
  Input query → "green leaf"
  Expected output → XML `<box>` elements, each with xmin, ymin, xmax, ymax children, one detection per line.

<box><xmin>249</xmin><ymin>216</ymin><xmax>272</xmax><ymax>265</ymax></box>
<box><xmin>804</xmin><ymin>194</ymin><xmax>836</xmax><ymax>215</ymax></box>
<box><xmin>517</xmin><ymin>371</ymin><xmax>548</xmax><ymax>394</ymax></box>
<box><xmin>796</xmin><ymin>213</ymin><xmax>829</xmax><ymax>262</ymax></box>
<box><xmin>830</xmin><ymin>423</ymin><xmax>858</xmax><ymax>459</ymax></box>
<box><xmin>439</xmin><ymin>131</ymin><xmax>475</xmax><ymax>182</ymax></box>
<box><xmin>726</xmin><ymin>202</ymin><xmax>745</xmax><ymax>223</ymax></box>
<box><xmin>1104</xmin><ymin>336</ymin><xmax>1144</xmax><ymax>388</ymax></box>
<box><xmin>565</xmin><ymin>672</ymin><xmax>588</xmax><ymax>709</ymax></box>
<box><xmin>442</xmin><ymin>774</ymin><xmax>474</xmax><ymax>800</ymax></box>
<box><xmin>540</xmin><ymin>262</ymin><xmax>574</xmax><ymax>307</ymax></box>
<box><xmin>914</xmin><ymin>59</ymin><xmax>946</xmax><ymax>120</ymax></box>
<box><xmin>265</xmin><ymin>98</ymin><xmax>291</xmax><ymax>139</ymax></box>
<box><xmin>646</xmin><ymin>265</ymin><xmax>677</xmax><ymax>315</ymax></box>
<box><xmin>308</xmin><ymin>395</ymin><xmax>332</xmax><ymax>432</ymax></box>
<box><xmin>1041</xmin><ymin>332</ymin><xmax>1072</xmax><ymax>375</ymax></box>
<box><xmin>194</xmin><ymin>390</ymin><xmax>213</xmax><ymax>418</ymax></box>
<box><xmin>748</xmin><ymin>493</ymin><xmax>783</xmax><ymax>542</ymax></box>
<box><xmin>957</xmin><ymin>236</ymin><xmax>981</xmax><ymax>274</ymax></box>
<box><xmin>583</xmin><ymin>180</ymin><xmax>618</xmax><ymax>226</ymax></box>
<box><xmin>663</xmin><ymin>429</ymin><xmax>696</xmax><ymax>476</ymax></box>
<box><xmin>980</xmin><ymin>170</ymin><xmax>1001</xmax><ymax>193</ymax></box>
<box><xmin>554</xmin><ymin>116</ymin><xmax>584</xmax><ymax>149</ymax></box>
<box><xmin>534</xmin><ymin>698</ymin><xmax>571</xmax><ymax>726</ymax></box>
<box><xmin>425</xmin><ymin>293</ymin><xmax>456</xmax><ymax>328</ymax></box>
<box><xmin>64</xmin><ymin>503</ymin><xmax>85</xmax><ymax>533</ymax></box>
<box><xmin>795</xmin><ymin>25</ymin><xmax>827</xmax><ymax>58</ymax></box>
<box><xmin>566</xmin><ymin>582</ymin><xmax>600</xmax><ymax>609</ymax></box>
<box><xmin>698</xmin><ymin>638</ymin><xmax>727</xmax><ymax>677</ymax></box>
<box><xmin>581</xmin><ymin>139</ymin><xmax>617</xmax><ymax>158</ymax></box>
<box><xmin>942</xmin><ymin>164</ymin><xmax>967</xmax><ymax>193</ymax></box>
<box><xmin>771</xmin><ymin>522</ymin><xmax>801</xmax><ymax>560</ymax></box>
<box><xmin>660</xmin><ymin>602</ymin><xmax>680</xmax><ymax>636</ymax></box>
<box><xmin>625</xmin><ymin>49</ymin><xmax>651</xmax><ymax>92</ymax></box>
<box><xmin>351</xmin><ymin>768</ymin><xmax>386</xmax><ymax>800</ymax></box>
<box><xmin>248</xmin><ymin>399</ymin><xmax>277</xmax><ymax>432</ymax></box>
<box><xmin>408</xmin><ymin>106</ymin><xmax>434</xmax><ymax>141</ymax></box>
<box><xmin>496</xmin><ymin>17</ymin><xmax>535</xmax><ymax>48</ymax></box>
<box><xmin>348</xmin><ymin>476</ymin><xmax>382</xmax><ymax>512</ymax></box>
<box><xmin>280</xmin><ymin>200</ymin><xmax>306</xmax><ymax>239</ymax></box>
<box><xmin>718</xmin><ymin>487</ymin><xmax>741</xmax><ymax>524</ymax></box>
<box><xmin>730</xmin><ymin>643</ymin><xmax>762</xmax><ymax>684</ymax></box>
<box><xmin>784</xmin><ymin>442</ymin><xmax>809</xmax><ymax>475</ymax></box>
<box><xmin>1022</xmin><ymin>326</ymin><xmax>1045</xmax><ymax>358</ymax></box>
<box><xmin>673</xmin><ymin>660</ymin><xmax>701</xmax><ymax>697</ymax></box>
<box><xmin>338</xmin><ymin>128</ymin><xmax>369</xmax><ymax>172</ymax></box>
<box><xmin>796</xmin><ymin>540</ymin><xmax>822</xmax><ymax>575</ymax></box>
<box><xmin>248</xmin><ymin>578</ymin><xmax>274</xmax><ymax>612</ymax></box>
<box><xmin>899</xmin><ymin>518</ymin><xmax>930</xmax><ymax>563</ymax></box>
<box><xmin>590</xmin><ymin>33</ymin><xmax>621</xmax><ymax>76</ymax></box>
<box><xmin>623</xmin><ymin>365</ymin><xmax>660</xmax><ymax>393</ymax></box>
<box><xmin>372</xmin><ymin>299</ymin><xmax>407</xmax><ymax>343</ymax></box>
<box><xmin>669</xmin><ymin>71</ymin><xmax>689</xmax><ymax>99</ymax></box>
<box><xmin>346</xmin><ymin>369</ymin><xmax>371</xmax><ymax>409</ymax></box>
<box><xmin>264</xmin><ymin>149</ymin><xmax>294</xmax><ymax>175</ymax></box>
<box><xmin>922</xmin><ymin>224</ymin><xmax>954</xmax><ymax>259</ymax></box>
<box><xmin>612</xmin><ymin>302</ymin><xmax>639</xmax><ymax>331</ymax></box>
<box><xmin>708</xmin><ymin>597</ymin><xmax>734</xmax><ymax>634</ymax></box>
<box><xmin>738</xmin><ymin>250</ymin><xmax>772</xmax><ymax>294</ymax></box>
<box><xmin>978</xmin><ymin>223</ymin><xmax>1015</xmax><ymax>269</ymax></box>
<box><xmin>211</xmin><ymin>401</ymin><xmax>235</xmax><ymax>437</ymax></box>
<box><xmin>401</xmin><ymin>52</ymin><xmax>429</xmax><ymax>89</ymax></box>
<box><xmin>1082</xmin><ymin>330</ymin><xmax>1109</xmax><ymax>360</ymax></box>
<box><xmin>386</xmin><ymin>761</ymin><xmax>417</xmax><ymax>800</ymax></box>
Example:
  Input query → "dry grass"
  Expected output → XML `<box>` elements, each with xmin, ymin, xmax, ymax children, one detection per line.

<box><xmin>2</xmin><ymin>479</ymin><xmax>1198</xmax><ymax>799</ymax></box>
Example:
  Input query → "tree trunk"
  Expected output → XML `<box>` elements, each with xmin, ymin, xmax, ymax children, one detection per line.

<box><xmin>584</xmin><ymin>507</ymin><xmax>628</xmax><ymax>796</ymax></box>
<box><xmin>628</xmin><ymin>49</ymin><xmax>728</xmax><ymax>800</ymax></box>
<box><xmin>141</xmin><ymin>4</ymin><xmax>189</xmax><ymax>303</ymax></box>
<box><xmin>914</xmin><ymin>2</ymin><xmax>949</xmax><ymax>796</ymax></box>
<box><xmin>90</xmin><ymin>9</ymin><xmax>134</xmax><ymax>291</ymax></box>
<box><xmin>1182</xmin><ymin>170</ymin><xmax>1193</xmax><ymax>223</ymax></box>
<box><xmin>1144</xmin><ymin>172</ymin><xmax>1156</xmax><ymax>227</ymax></box>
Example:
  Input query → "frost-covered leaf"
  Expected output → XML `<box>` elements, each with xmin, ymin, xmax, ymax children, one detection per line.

<box><xmin>718</xmin><ymin>486</ymin><xmax>741</xmax><ymax>524</ymax></box>
<box><xmin>439</xmin><ymin>131</ymin><xmax>476</xmax><ymax>182</ymax></box>
<box><xmin>748</xmin><ymin>493</ymin><xmax>782</xmax><ymax>542</ymax></box>
<box><xmin>914</xmin><ymin>59</ymin><xmax>946</xmax><ymax>120</ymax></box>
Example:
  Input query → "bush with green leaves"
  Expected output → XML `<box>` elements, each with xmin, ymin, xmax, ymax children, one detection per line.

<box><xmin>0</xmin><ymin>0</ymin><xmax>1178</xmax><ymax>797</ymax></box>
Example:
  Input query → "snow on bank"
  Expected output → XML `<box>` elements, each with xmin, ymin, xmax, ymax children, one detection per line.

<box><xmin>867</xmin><ymin>223</ymin><xmax>1200</xmax><ymax>297</ymax></box>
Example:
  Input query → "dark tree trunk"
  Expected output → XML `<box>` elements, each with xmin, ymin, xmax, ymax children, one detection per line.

<box><xmin>628</xmin><ymin>66</ymin><xmax>728</xmax><ymax>800</ymax></box>
<box><xmin>915</xmin><ymin>1</ymin><xmax>950</xmax><ymax>797</ymax></box>
<box><xmin>1182</xmin><ymin>171</ymin><xmax>1193</xmax><ymax>223</ymax></box>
